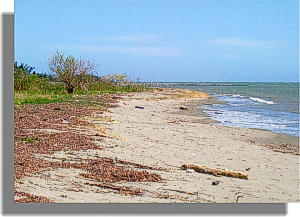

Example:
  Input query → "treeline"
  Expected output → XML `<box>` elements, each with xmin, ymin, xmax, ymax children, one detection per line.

<box><xmin>14</xmin><ymin>51</ymin><xmax>148</xmax><ymax>96</ymax></box>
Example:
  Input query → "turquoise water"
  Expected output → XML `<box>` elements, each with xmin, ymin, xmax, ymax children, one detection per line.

<box><xmin>149</xmin><ymin>82</ymin><xmax>299</xmax><ymax>137</ymax></box>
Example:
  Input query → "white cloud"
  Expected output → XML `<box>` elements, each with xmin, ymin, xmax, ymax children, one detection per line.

<box><xmin>209</xmin><ymin>37</ymin><xmax>278</xmax><ymax>48</ymax></box>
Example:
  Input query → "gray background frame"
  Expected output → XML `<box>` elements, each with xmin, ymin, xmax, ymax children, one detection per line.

<box><xmin>2</xmin><ymin>13</ymin><xmax>287</xmax><ymax>215</ymax></box>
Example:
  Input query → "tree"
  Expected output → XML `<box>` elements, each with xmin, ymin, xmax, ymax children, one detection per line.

<box><xmin>48</xmin><ymin>51</ymin><xmax>96</xmax><ymax>94</ymax></box>
<box><xmin>103</xmin><ymin>73</ymin><xmax>128</xmax><ymax>84</ymax></box>
<box><xmin>14</xmin><ymin>61</ymin><xmax>36</xmax><ymax>75</ymax></box>
<box><xmin>14</xmin><ymin>61</ymin><xmax>34</xmax><ymax>91</ymax></box>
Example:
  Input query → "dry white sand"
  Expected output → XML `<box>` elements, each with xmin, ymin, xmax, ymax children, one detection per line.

<box><xmin>15</xmin><ymin>90</ymin><xmax>299</xmax><ymax>203</ymax></box>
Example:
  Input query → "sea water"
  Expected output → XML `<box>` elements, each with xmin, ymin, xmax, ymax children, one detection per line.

<box><xmin>149</xmin><ymin>82</ymin><xmax>299</xmax><ymax>137</ymax></box>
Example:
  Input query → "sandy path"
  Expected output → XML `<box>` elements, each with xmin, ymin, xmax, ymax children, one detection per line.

<box><xmin>16</xmin><ymin>90</ymin><xmax>299</xmax><ymax>203</ymax></box>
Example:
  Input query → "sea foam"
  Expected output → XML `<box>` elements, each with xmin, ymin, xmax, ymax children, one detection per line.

<box><xmin>249</xmin><ymin>97</ymin><xmax>275</xmax><ymax>105</ymax></box>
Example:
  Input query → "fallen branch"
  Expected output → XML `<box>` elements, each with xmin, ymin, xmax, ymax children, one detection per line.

<box><xmin>181</xmin><ymin>164</ymin><xmax>248</xmax><ymax>180</ymax></box>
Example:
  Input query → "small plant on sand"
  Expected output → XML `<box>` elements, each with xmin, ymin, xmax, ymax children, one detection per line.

<box><xmin>18</xmin><ymin>137</ymin><xmax>40</xmax><ymax>143</ymax></box>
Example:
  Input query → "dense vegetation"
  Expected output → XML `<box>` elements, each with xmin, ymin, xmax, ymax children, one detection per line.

<box><xmin>14</xmin><ymin>52</ymin><xmax>149</xmax><ymax>105</ymax></box>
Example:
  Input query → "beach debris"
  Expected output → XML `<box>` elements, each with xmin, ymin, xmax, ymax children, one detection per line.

<box><xmin>211</xmin><ymin>181</ymin><xmax>220</xmax><ymax>185</ymax></box>
<box><xmin>66</xmin><ymin>187</ymin><xmax>83</xmax><ymax>192</ymax></box>
<box><xmin>135</xmin><ymin>106</ymin><xmax>144</xmax><ymax>109</ymax></box>
<box><xmin>247</xmin><ymin>139</ymin><xmax>256</xmax><ymax>144</ymax></box>
<box><xmin>236</xmin><ymin>195</ymin><xmax>243</xmax><ymax>203</ymax></box>
<box><xmin>186</xmin><ymin>169</ymin><xmax>195</xmax><ymax>173</ymax></box>
<box><xmin>14</xmin><ymin>191</ymin><xmax>52</xmax><ymax>203</ymax></box>
<box><xmin>85</xmin><ymin>182</ymin><xmax>142</xmax><ymax>196</ymax></box>
<box><xmin>93</xmin><ymin>133</ymin><xmax>110</xmax><ymax>138</ymax></box>
<box><xmin>115</xmin><ymin>158</ymin><xmax>167</xmax><ymax>171</ymax></box>
<box><xmin>61</xmin><ymin>118</ymin><xmax>69</xmax><ymax>124</ymax></box>
<box><xmin>95</xmin><ymin>116</ymin><xmax>115</xmax><ymax>122</ymax></box>
<box><xmin>245</xmin><ymin>167</ymin><xmax>251</xmax><ymax>171</ymax></box>
<box><xmin>181</xmin><ymin>164</ymin><xmax>248</xmax><ymax>180</ymax></box>
<box><xmin>179</xmin><ymin>107</ymin><xmax>188</xmax><ymax>110</ymax></box>
<box><xmin>80</xmin><ymin>158</ymin><xmax>162</xmax><ymax>183</ymax></box>
<box><xmin>264</xmin><ymin>143</ymin><xmax>299</xmax><ymax>156</ymax></box>
<box><xmin>167</xmin><ymin>120</ymin><xmax>178</xmax><ymax>124</ymax></box>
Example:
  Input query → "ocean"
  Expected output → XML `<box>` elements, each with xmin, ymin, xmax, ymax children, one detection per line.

<box><xmin>149</xmin><ymin>82</ymin><xmax>299</xmax><ymax>137</ymax></box>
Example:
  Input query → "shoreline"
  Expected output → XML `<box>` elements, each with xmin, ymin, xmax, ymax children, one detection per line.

<box><xmin>170</xmin><ymin>88</ymin><xmax>299</xmax><ymax>140</ymax></box>
<box><xmin>179</xmin><ymin>91</ymin><xmax>299</xmax><ymax>155</ymax></box>
<box><xmin>14</xmin><ymin>88</ymin><xmax>299</xmax><ymax>203</ymax></box>
<box><xmin>152</xmin><ymin>83</ymin><xmax>299</xmax><ymax>137</ymax></box>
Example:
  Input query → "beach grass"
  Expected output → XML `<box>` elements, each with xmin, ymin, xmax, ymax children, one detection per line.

<box><xmin>14</xmin><ymin>81</ymin><xmax>150</xmax><ymax>105</ymax></box>
<box><xmin>14</xmin><ymin>93</ymin><xmax>72</xmax><ymax>105</ymax></box>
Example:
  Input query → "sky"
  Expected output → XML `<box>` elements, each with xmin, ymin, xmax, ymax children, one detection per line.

<box><xmin>15</xmin><ymin>0</ymin><xmax>299</xmax><ymax>82</ymax></box>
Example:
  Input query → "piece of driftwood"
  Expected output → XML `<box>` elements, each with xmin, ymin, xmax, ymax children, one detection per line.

<box><xmin>181</xmin><ymin>164</ymin><xmax>248</xmax><ymax>180</ymax></box>
<box><xmin>179</xmin><ymin>107</ymin><xmax>188</xmax><ymax>110</ymax></box>
<box><xmin>135</xmin><ymin>106</ymin><xmax>144</xmax><ymax>109</ymax></box>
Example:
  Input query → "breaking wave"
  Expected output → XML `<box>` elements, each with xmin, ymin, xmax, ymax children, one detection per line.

<box><xmin>249</xmin><ymin>97</ymin><xmax>275</xmax><ymax>105</ymax></box>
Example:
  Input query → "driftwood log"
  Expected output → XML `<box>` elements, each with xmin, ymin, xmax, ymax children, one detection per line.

<box><xmin>179</xmin><ymin>107</ymin><xmax>188</xmax><ymax>110</ymax></box>
<box><xmin>181</xmin><ymin>164</ymin><xmax>248</xmax><ymax>180</ymax></box>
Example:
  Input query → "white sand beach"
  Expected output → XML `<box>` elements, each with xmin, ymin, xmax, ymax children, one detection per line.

<box><xmin>15</xmin><ymin>89</ymin><xmax>299</xmax><ymax>203</ymax></box>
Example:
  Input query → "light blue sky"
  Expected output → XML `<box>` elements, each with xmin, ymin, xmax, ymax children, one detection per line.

<box><xmin>15</xmin><ymin>0</ymin><xmax>299</xmax><ymax>82</ymax></box>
